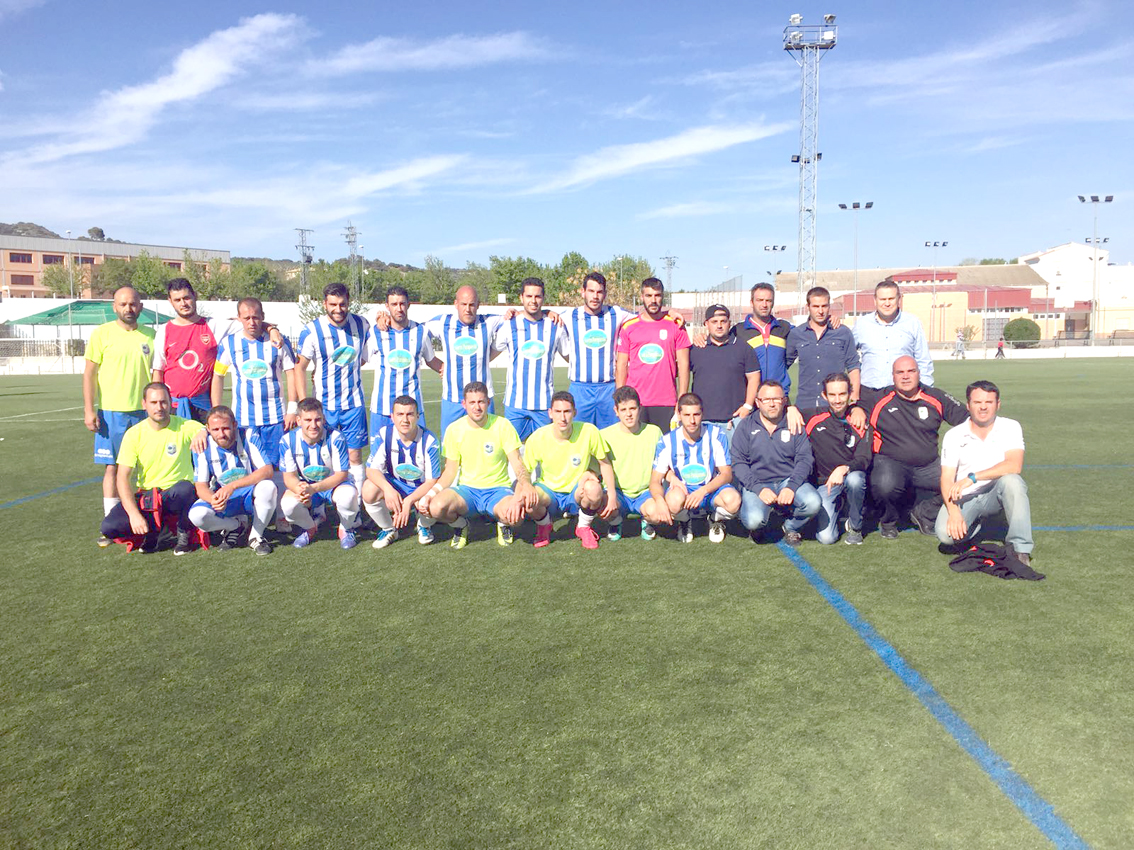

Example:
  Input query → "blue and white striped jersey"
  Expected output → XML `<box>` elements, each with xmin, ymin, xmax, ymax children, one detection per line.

<box><xmin>564</xmin><ymin>305</ymin><xmax>634</xmax><ymax>384</ymax></box>
<box><xmin>365</xmin><ymin>322</ymin><xmax>435</xmax><ymax>415</ymax></box>
<box><xmin>653</xmin><ymin>424</ymin><xmax>730</xmax><ymax>487</ymax></box>
<box><xmin>215</xmin><ymin>333</ymin><xmax>295</xmax><ymax>427</ymax></box>
<box><xmin>193</xmin><ymin>431</ymin><xmax>270</xmax><ymax>489</ymax></box>
<box><xmin>366</xmin><ymin>424</ymin><xmax>441</xmax><ymax>489</ymax></box>
<box><xmin>278</xmin><ymin>428</ymin><xmax>351</xmax><ymax>484</ymax></box>
<box><xmin>493</xmin><ymin>315</ymin><xmax>569</xmax><ymax>411</ymax></box>
<box><xmin>298</xmin><ymin>314</ymin><xmax>371</xmax><ymax>412</ymax></box>
<box><xmin>425</xmin><ymin>314</ymin><xmax>504</xmax><ymax>403</ymax></box>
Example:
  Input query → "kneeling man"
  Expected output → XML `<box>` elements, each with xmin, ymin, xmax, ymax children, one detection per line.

<box><xmin>731</xmin><ymin>380</ymin><xmax>821</xmax><ymax>545</ymax></box>
<box><xmin>936</xmin><ymin>380</ymin><xmax>1033</xmax><ymax>565</ymax></box>
<box><xmin>362</xmin><ymin>395</ymin><xmax>441</xmax><ymax>549</ymax></box>
<box><xmin>278</xmin><ymin>398</ymin><xmax>361</xmax><ymax>549</ymax></box>
<box><xmin>600</xmin><ymin>386</ymin><xmax>664</xmax><ymax>541</ymax></box>
<box><xmin>417</xmin><ymin>381</ymin><xmax>536</xmax><ymax>549</ymax></box>
<box><xmin>188</xmin><ymin>405</ymin><xmax>278</xmax><ymax>555</ymax></box>
<box><xmin>524</xmin><ymin>391</ymin><xmax>617</xmax><ymax>549</ymax></box>
<box><xmin>647</xmin><ymin>392</ymin><xmax>740</xmax><ymax>543</ymax></box>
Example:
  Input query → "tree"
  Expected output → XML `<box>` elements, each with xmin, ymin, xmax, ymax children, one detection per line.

<box><xmin>41</xmin><ymin>264</ymin><xmax>75</xmax><ymax>297</ymax></box>
<box><xmin>229</xmin><ymin>261</ymin><xmax>277</xmax><ymax>302</ymax></box>
<box><xmin>1002</xmin><ymin>317</ymin><xmax>1040</xmax><ymax>348</ymax></box>
<box><xmin>488</xmin><ymin>255</ymin><xmax>544</xmax><ymax>303</ymax></box>
<box><xmin>87</xmin><ymin>226</ymin><xmax>106</xmax><ymax>240</ymax></box>
<box><xmin>129</xmin><ymin>251</ymin><xmax>171</xmax><ymax>298</ymax></box>
<box><xmin>419</xmin><ymin>255</ymin><xmax>455</xmax><ymax>304</ymax></box>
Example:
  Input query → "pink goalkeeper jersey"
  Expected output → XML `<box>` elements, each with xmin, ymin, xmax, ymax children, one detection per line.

<box><xmin>616</xmin><ymin>313</ymin><xmax>691</xmax><ymax>407</ymax></box>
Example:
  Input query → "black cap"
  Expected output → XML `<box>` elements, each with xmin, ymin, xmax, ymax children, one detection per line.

<box><xmin>704</xmin><ymin>304</ymin><xmax>730</xmax><ymax>321</ymax></box>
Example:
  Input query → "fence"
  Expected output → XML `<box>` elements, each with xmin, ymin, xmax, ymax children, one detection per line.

<box><xmin>0</xmin><ymin>339</ymin><xmax>83</xmax><ymax>375</ymax></box>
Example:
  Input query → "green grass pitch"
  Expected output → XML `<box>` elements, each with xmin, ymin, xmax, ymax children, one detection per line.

<box><xmin>1</xmin><ymin>360</ymin><xmax>1132</xmax><ymax>848</ymax></box>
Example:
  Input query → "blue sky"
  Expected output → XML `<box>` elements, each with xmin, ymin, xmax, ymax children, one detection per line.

<box><xmin>1</xmin><ymin>0</ymin><xmax>1130</xmax><ymax>289</ymax></box>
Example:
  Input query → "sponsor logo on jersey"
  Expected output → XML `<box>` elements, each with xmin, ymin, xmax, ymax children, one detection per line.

<box><xmin>452</xmin><ymin>337</ymin><xmax>479</xmax><ymax>357</ymax></box>
<box><xmin>386</xmin><ymin>348</ymin><xmax>414</xmax><ymax>370</ymax></box>
<box><xmin>520</xmin><ymin>339</ymin><xmax>548</xmax><ymax>359</ymax></box>
<box><xmin>242</xmin><ymin>359</ymin><xmax>270</xmax><ymax>380</ymax></box>
<box><xmin>394</xmin><ymin>462</ymin><xmax>423</xmax><ymax>480</ymax></box>
<box><xmin>302</xmin><ymin>464</ymin><xmax>330</xmax><ymax>481</ymax></box>
<box><xmin>638</xmin><ymin>343</ymin><xmax>664</xmax><ymax>365</ymax></box>
<box><xmin>918</xmin><ymin>406</ymin><xmax>929</xmax><ymax>420</ymax></box>
<box><xmin>330</xmin><ymin>345</ymin><xmax>357</xmax><ymax>366</ymax></box>
<box><xmin>219</xmin><ymin>467</ymin><xmax>247</xmax><ymax>485</ymax></box>
<box><xmin>680</xmin><ymin>462</ymin><xmax>709</xmax><ymax>485</ymax></box>
<box><xmin>582</xmin><ymin>329</ymin><xmax>609</xmax><ymax>349</ymax></box>
<box><xmin>178</xmin><ymin>350</ymin><xmax>201</xmax><ymax>370</ymax></box>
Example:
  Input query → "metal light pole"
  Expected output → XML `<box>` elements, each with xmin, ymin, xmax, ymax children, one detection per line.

<box><xmin>65</xmin><ymin>230</ymin><xmax>75</xmax><ymax>363</ymax></box>
<box><xmin>1079</xmin><ymin>195</ymin><xmax>1113</xmax><ymax>344</ymax></box>
<box><xmin>839</xmin><ymin>202</ymin><xmax>872</xmax><ymax>320</ymax></box>
<box><xmin>764</xmin><ymin>245</ymin><xmax>786</xmax><ymax>304</ymax></box>
<box><xmin>924</xmin><ymin>240</ymin><xmax>947</xmax><ymax>342</ymax></box>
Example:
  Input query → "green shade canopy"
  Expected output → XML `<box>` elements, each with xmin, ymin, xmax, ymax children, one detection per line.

<box><xmin>9</xmin><ymin>300</ymin><xmax>171</xmax><ymax>326</ymax></box>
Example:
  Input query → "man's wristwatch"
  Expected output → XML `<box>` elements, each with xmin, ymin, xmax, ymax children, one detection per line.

<box><xmin>967</xmin><ymin>472</ymin><xmax>978</xmax><ymax>484</ymax></box>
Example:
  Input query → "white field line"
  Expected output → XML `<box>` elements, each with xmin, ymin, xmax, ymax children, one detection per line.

<box><xmin>0</xmin><ymin>406</ymin><xmax>83</xmax><ymax>421</ymax></box>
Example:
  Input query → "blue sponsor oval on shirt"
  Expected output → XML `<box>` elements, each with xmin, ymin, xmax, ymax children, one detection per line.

<box><xmin>639</xmin><ymin>343</ymin><xmax>664</xmax><ymax>365</ymax></box>
<box><xmin>331</xmin><ymin>345</ymin><xmax>357</xmax><ymax>366</ymax></box>
<box><xmin>242</xmin><ymin>359</ymin><xmax>269</xmax><ymax>380</ymax></box>
<box><xmin>680</xmin><ymin>462</ymin><xmax>709</xmax><ymax>485</ymax></box>
<box><xmin>582</xmin><ymin>329</ymin><xmax>609</xmax><ymax>349</ymax></box>
<box><xmin>386</xmin><ymin>348</ymin><xmax>413</xmax><ymax>370</ymax></box>
<box><xmin>219</xmin><ymin>467</ymin><xmax>247</xmax><ymax>485</ymax></box>
<box><xmin>520</xmin><ymin>339</ymin><xmax>548</xmax><ymax>359</ymax></box>
<box><xmin>394</xmin><ymin>462</ymin><xmax>424</xmax><ymax>481</ymax></box>
<box><xmin>452</xmin><ymin>337</ymin><xmax>479</xmax><ymax>357</ymax></box>
<box><xmin>302</xmin><ymin>464</ymin><xmax>330</xmax><ymax>482</ymax></box>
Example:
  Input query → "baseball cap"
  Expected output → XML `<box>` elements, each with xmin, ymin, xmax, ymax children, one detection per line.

<box><xmin>704</xmin><ymin>304</ymin><xmax>730</xmax><ymax>321</ymax></box>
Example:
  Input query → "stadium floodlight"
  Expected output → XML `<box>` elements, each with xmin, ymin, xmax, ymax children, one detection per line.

<box><xmin>839</xmin><ymin>201</ymin><xmax>874</xmax><ymax>318</ymax></box>
<box><xmin>824</xmin><ymin>14</ymin><xmax>836</xmax><ymax>23</ymax></box>
<box><xmin>789</xmin><ymin>13</ymin><xmax>803</xmax><ymax>24</ymax></box>
<box><xmin>1079</xmin><ymin>194</ymin><xmax>1114</xmax><ymax>344</ymax></box>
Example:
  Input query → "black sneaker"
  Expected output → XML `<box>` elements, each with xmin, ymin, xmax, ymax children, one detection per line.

<box><xmin>843</xmin><ymin>521</ymin><xmax>864</xmax><ymax>545</ymax></box>
<box><xmin>173</xmin><ymin>530</ymin><xmax>194</xmax><ymax>556</ymax></box>
<box><xmin>218</xmin><ymin>523</ymin><xmax>245</xmax><ymax>550</ymax></box>
<box><xmin>783</xmin><ymin>530</ymin><xmax>803</xmax><ymax>546</ymax></box>
<box><xmin>250</xmin><ymin>537</ymin><xmax>273</xmax><ymax>556</ymax></box>
<box><xmin>880</xmin><ymin>522</ymin><xmax>899</xmax><ymax>540</ymax></box>
<box><xmin>909</xmin><ymin>508</ymin><xmax>935</xmax><ymax>536</ymax></box>
<box><xmin>138</xmin><ymin>530</ymin><xmax>160</xmax><ymax>554</ymax></box>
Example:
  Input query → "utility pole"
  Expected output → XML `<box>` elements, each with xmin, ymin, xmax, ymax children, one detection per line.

<box><xmin>661</xmin><ymin>255</ymin><xmax>678</xmax><ymax>289</ymax></box>
<box><xmin>295</xmin><ymin>228</ymin><xmax>314</xmax><ymax>299</ymax></box>
<box><xmin>343</xmin><ymin>221</ymin><xmax>359</xmax><ymax>302</ymax></box>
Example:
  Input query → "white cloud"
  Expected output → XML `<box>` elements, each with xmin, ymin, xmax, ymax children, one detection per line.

<box><xmin>7</xmin><ymin>13</ymin><xmax>305</xmax><ymax>165</ymax></box>
<box><xmin>605</xmin><ymin>95</ymin><xmax>665</xmax><ymax>121</ymax></box>
<box><xmin>343</xmin><ymin>155</ymin><xmax>467</xmax><ymax>197</ymax></box>
<box><xmin>0</xmin><ymin>0</ymin><xmax>45</xmax><ymax>22</ymax></box>
<box><xmin>529</xmin><ymin>122</ymin><xmax>792</xmax><ymax>193</ymax></box>
<box><xmin>429</xmin><ymin>237</ymin><xmax>515</xmax><ymax>256</ymax></box>
<box><xmin>636</xmin><ymin>201</ymin><xmax>738</xmax><ymax>220</ymax></box>
<box><xmin>308</xmin><ymin>31</ymin><xmax>548</xmax><ymax>76</ymax></box>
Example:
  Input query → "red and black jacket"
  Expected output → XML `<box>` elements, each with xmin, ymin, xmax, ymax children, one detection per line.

<box><xmin>802</xmin><ymin>408</ymin><xmax>873</xmax><ymax>483</ymax></box>
<box><xmin>862</xmin><ymin>384</ymin><xmax>967</xmax><ymax>467</ymax></box>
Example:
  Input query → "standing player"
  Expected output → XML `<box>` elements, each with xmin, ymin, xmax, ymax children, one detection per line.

<box><xmin>416</xmin><ymin>382</ymin><xmax>536</xmax><ymax>549</ymax></box>
<box><xmin>615</xmin><ymin>277</ymin><xmax>691</xmax><ymax>432</ymax></box>
<box><xmin>600</xmin><ymin>386</ymin><xmax>664</xmax><ymax>541</ymax></box>
<box><xmin>564</xmin><ymin>272</ymin><xmax>635</xmax><ymax>428</ymax></box>
<box><xmin>361</xmin><ymin>395</ymin><xmax>441</xmax><ymax>549</ymax></box>
<box><xmin>83</xmin><ymin>285</ymin><xmax>156</xmax><ymax>545</ymax></box>
<box><xmin>366</xmin><ymin>286</ymin><xmax>442</xmax><ymax>435</ymax></box>
<box><xmin>523</xmin><ymin>391</ymin><xmax>617</xmax><ymax>549</ymax></box>
<box><xmin>493</xmin><ymin>277</ymin><xmax>570</xmax><ymax>441</ymax></box>
<box><xmin>188</xmin><ymin>405</ymin><xmax>278</xmax><ymax>555</ymax></box>
<box><xmin>646</xmin><ymin>393</ymin><xmax>740</xmax><ymax>543</ymax></box>
<box><xmin>278</xmin><ymin>398</ymin><xmax>361</xmax><ymax>549</ymax></box>
<box><xmin>295</xmin><ymin>282</ymin><xmax>371</xmax><ymax>494</ymax></box>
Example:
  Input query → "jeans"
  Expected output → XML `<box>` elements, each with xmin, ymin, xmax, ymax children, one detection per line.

<box><xmin>934</xmin><ymin>474</ymin><xmax>1033</xmax><ymax>554</ymax></box>
<box><xmin>815</xmin><ymin>470</ymin><xmax>867</xmax><ymax>544</ymax></box>
<box><xmin>704</xmin><ymin>416</ymin><xmax>744</xmax><ymax>458</ymax></box>
<box><xmin>740</xmin><ymin>479</ymin><xmax>821</xmax><ymax>534</ymax></box>
<box><xmin>870</xmin><ymin>454</ymin><xmax>942</xmax><ymax>525</ymax></box>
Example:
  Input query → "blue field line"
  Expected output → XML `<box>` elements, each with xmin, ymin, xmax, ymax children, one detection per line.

<box><xmin>777</xmin><ymin>542</ymin><xmax>1090</xmax><ymax>850</ymax></box>
<box><xmin>0</xmin><ymin>476</ymin><xmax>101</xmax><ymax>510</ymax></box>
<box><xmin>1034</xmin><ymin>525</ymin><xmax>1134</xmax><ymax>532</ymax></box>
<box><xmin>1029</xmin><ymin>463</ymin><xmax>1132</xmax><ymax>470</ymax></box>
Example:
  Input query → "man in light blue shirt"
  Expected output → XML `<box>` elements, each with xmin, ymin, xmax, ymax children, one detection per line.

<box><xmin>853</xmin><ymin>279</ymin><xmax>933</xmax><ymax>390</ymax></box>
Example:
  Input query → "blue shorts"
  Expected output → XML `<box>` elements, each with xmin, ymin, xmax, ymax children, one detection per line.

<box><xmin>324</xmin><ymin>406</ymin><xmax>368</xmax><ymax>451</ymax></box>
<box><xmin>506</xmin><ymin>407</ymin><xmax>551</xmax><ymax>443</ymax></box>
<box><xmin>537</xmin><ymin>483</ymin><xmax>580</xmax><ymax>517</ymax></box>
<box><xmin>380</xmin><ymin>477</ymin><xmax>417</xmax><ymax>499</ymax></box>
<box><xmin>191</xmin><ymin>485</ymin><xmax>257</xmax><ymax>519</ymax></box>
<box><xmin>615</xmin><ymin>490</ymin><xmax>652</xmax><ymax>517</ymax></box>
<box><xmin>440</xmin><ymin>398</ymin><xmax>495</xmax><ymax>439</ymax></box>
<box><xmin>93</xmin><ymin>409</ymin><xmax>145</xmax><ymax>465</ymax></box>
<box><xmin>245</xmin><ymin>422</ymin><xmax>283</xmax><ymax>467</ymax></box>
<box><xmin>570</xmin><ymin>381</ymin><xmax>617</xmax><ymax>429</ymax></box>
<box><xmin>451</xmin><ymin>484</ymin><xmax>512</xmax><ymax>519</ymax></box>
<box><xmin>369</xmin><ymin>410</ymin><xmax>428</xmax><ymax>443</ymax></box>
<box><xmin>684</xmin><ymin>483</ymin><xmax>738</xmax><ymax>514</ymax></box>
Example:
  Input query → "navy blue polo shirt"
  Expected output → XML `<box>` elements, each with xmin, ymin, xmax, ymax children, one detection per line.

<box><xmin>730</xmin><ymin>412</ymin><xmax>814</xmax><ymax>491</ymax></box>
<box><xmin>785</xmin><ymin>323</ymin><xmax>860</xmax><ymax>409</ymax></box>
<box><xmin>690</xmin><ymin>336</ymin><xmax>760</xmax><ymax>421</ymax></box>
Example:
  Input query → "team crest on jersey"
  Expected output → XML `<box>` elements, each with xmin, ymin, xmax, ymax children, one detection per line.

<box><xmin>918</xmin><ymin>407</ymin><xmax>929</xmax><ymax>420</ymax></box>
<box><xmin>242</xmin><ymin>359</ymin><xmax>270</xmax><ymax>379</ymax></box>
<box><xmin>680</xmin><ymin>462</ymin><xmax>709</xmax><ymax>485</ymax></box>
<box><xmin>141</xmin><ymin>344</ymin><xmax>151</xmax><ymax>356</ymax></box>
<box><xmin>219</xmin><ymin>467</ymin><xmax>247</xmax><ymax>485</ymax></box>
<box><xmin>483</xmin><ymin>442</ymin><xmax>495</xmax><ymax>454</ymax></box>
<box><xmin>387</xmin><ymin>349</ymin><xmax>413</xmax><ymax>370</ymax></box>
<box><xmin>330</xmin><ymin>345</ymin><xmax>357</xmax><ymax>366</ymax></box>
<box><xmin>583</xmin><ymin>329</ymin><xmax>609</xmax><ymax>349</ymax></box>
<box><xmin>453</xmin><ymin>337</ymin><xmax>479</xmax><ymax>357</ymax></box>
<box><xmin>165</xmin><ymin>443</ymin><xmax>177</xmax><ymax>456</ymax></box>
<box><xmin>780</xmin><ymin>430</ymin><xmax>791</xmax><ymax>442</ymax></box>
<box><xmin>638</xmin><ymin>343</ymin><xmax>664</xmax><ymax>365</ymax></box>
<box><xmin>660</xmin><ymin>329</ymin><xmax>668</xmax><ymax>341</ymax></box>
<box><xmin>394</xmin><ymin>462</ymin><xmax>423</xmax><ymax>480</ymax></box>
<box><xmin>570</xmin><ymin>455</ymin><xmax>582</xmax><ymax>467</ymax></box>
<box><xmin>846</xmin><ymin>435</ymin><xmax>857</xmax><ymax>448</ymax></box>
<box><xmin>302</xmin><ymin>464</ymin><xmax>330</xmax><ymax>481</ymax></box>
<box><xmin>202</xmin><ymin>334</ymin><xmax>212</xmax><ymax>345</ymax></box>
<box><xmin>520</xmin><ymin>339</ymin><xmax>548</xmax><ymax>359</ymax></box>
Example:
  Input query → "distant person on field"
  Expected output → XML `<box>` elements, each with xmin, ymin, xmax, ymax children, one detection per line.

<box><xmin>83</xmin><ymin>285</ymin><xmax>156</xmax><ymax>547</ymax></box>
<box><xmin>995</xmin><ymin>337</ymin><xmax>1006</xmax><ymax>359</ymax></box>
<box><xmin>936</xmin><ymin>380</ymin><xmax>1034</xmax><ymax>566</ymax></box>
<box><xmin>854</xmin><ymin>279</ymin><xmax>933</xmax><ymax>391</ymax></box>
<box><xmin>952</xmin><ymin>329</ymin><xmax>966</xmax><ymax>360</ymax></box>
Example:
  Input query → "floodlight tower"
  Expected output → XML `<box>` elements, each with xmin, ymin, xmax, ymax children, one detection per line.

<box><xmin>784</xmin><ymin>13</ymin><xmax>837</xmax><ymax>312</ymax></box>
<box><xmin>1078</xmin><ymin>194</ymin><xmax>1113</xmax><ymax>344</ymax></box>
<box><xmin>661</xmin><ymin>255</ymin><xmax>678</xmax><ymax>289</ymax></box>
<box><xmin>343</xmin><ymin>221</ymin><xmax>359</xmax><ymax>301</ymax></box>
<box><xmin>295</xmin><ymin>228</ymin><xmax>314</xmax><ymax>298</ymax></box>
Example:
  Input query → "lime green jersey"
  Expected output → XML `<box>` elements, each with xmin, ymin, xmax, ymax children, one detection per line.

<box><xmin>525</xmin><ymin>421</ymin><xmax>607</xmax><ymax>493</ymax></box>
<box><xmin>117</xmin><ymin>416</ymin><xmax>204</xmax><ymax>490</ymax></box>
<box><xmin>86</xmin><ymin>321</ymin><xmax>156</xmax><ymax>412</ymax></box>
<box><xmin>441</xmin><ymin>414</ymin><xmax>521</xmax><ymax>489</ymax></box>
<box><xmin>600</xmin><ymin>422</ymin><xmax>663</xmax><ymax>498</ymax></box>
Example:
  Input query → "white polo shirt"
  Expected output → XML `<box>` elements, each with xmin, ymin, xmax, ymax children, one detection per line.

<box><xmin>940</xmin><ymin>416</ymin><xmax>1025</xmax><ymax>499</ymax></box>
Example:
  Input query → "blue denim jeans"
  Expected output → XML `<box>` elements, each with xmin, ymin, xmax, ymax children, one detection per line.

<box><xmin>740</xmin><ymin>479</ymin><xmax>821</xmax><ymax>534</ymax></box>
<box><xmin>815</xmin><ymin>470</ymin><xmax>867</xmax><ymax>544</ymax></box>
<box><xmin>934</xmin><ymin>473</ymin><xmax>1033</xmax><ymax>554</ymax></box>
